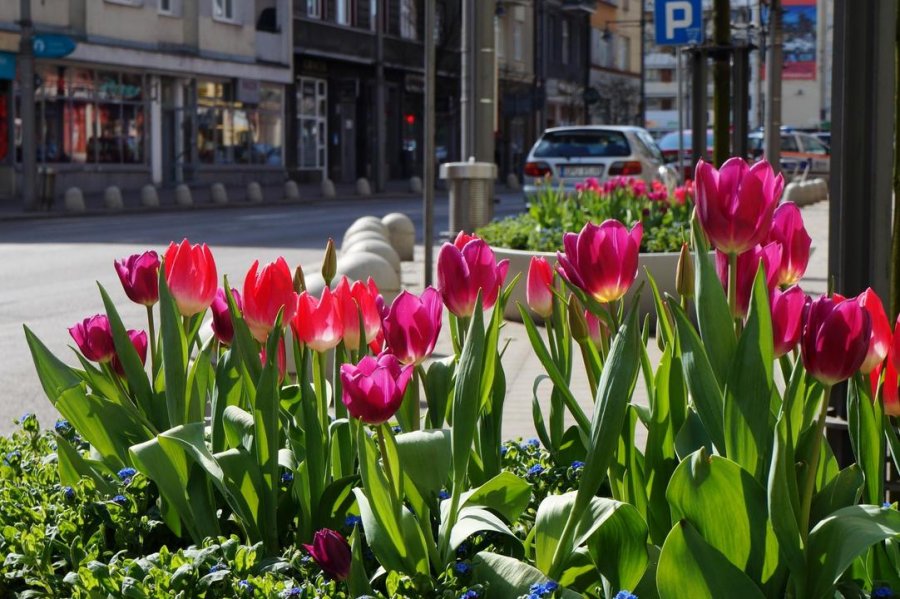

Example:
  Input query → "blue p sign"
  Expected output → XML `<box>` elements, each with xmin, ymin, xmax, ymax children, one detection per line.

<box><xmin>655</xmin><ymin>0</ymin><xmax>703</xmax><ymax>46</ymax></box>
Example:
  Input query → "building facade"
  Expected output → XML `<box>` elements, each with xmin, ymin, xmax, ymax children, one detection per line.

<box><xmin>588</xmin><ymin>0</ymin><xmax>642</xmax><ymax>125</ymax></box>
<box><xmin>0</xmin><ymin>0</ymin><xmax>292</xmax><ymax>201</ymax></box>
<box><xmin>496</xmin><ymin>0</ymin><xmax>535</xmax><ymax>179</ymax></box>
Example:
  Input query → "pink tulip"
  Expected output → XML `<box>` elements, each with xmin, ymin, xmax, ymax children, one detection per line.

<box><xmin>303</xmin><ymin>529</ymin><xmax>351</xmax><ymax>581</ymax></box>
<box><xmin>437</xmin><ymin>233</ymin><xmax>509</xmax><ymax>317</ymax></box>
<box><xmin>557</xmin><ymin>220</ymin><xmax>642</xmax><ymax>304</ymax></box>
<box><xmin>242</xmin><ymin>258</ymin><xmax>298</xmax><ymax>343</ymax></box>
<box><xmin>111</xmin><ymin>329</ymin><xmax>148</xmax><ymax>376</ymax></box>
<box><xmin>211</xmin><ymin>288</ymin><xmax>240</xmax><ymax>346</ymax></box>
<box><xmin>292</xmin><ymin>287</ymin><xmax>343</xmax><ymax>352</ymax></box>
<box><xmin>694</xmin><ymin>158</ymin><xmax>783</xmax><ymax>255</ymax></box>
<box><xmin>383</xmin><ymin>288</ymin><xmax>443</xmax><ymax>365</ymax></box>
<box><xmin>715</xmin><ymin>242</ymin><xmax>783</xmax><ymax>318</ymax></box>
<box><xmin>771</xmin><ymin>285</ymin><xmax>809</xmax><ymax>358</ymax></box>
<box><xmin>526</xmin><ymin>256</ymin><xmax>555</xmax><ymax>318</ymax></box>
<box><xmin>68</xmin><ymin>314</ymin><xmax>116</xmax><ymax>363</ymax></box>
<box><xmin>114</xmin><ymin>251</ymin><xmax>160</xmax><ymax>306</ymax></box>
<box><xmin>857</xmin><ymin>288</ymin><xmax>892</xmax><ymax>374</ymax></box>
<box><xmin>334</xmin><ymin>276</ymin><xmax>383</xmax><ymax>350</ymax></box>
<box><xmin>801</xmin><ymin>295</ymin><xmax>872</xmax><ymax>386</ymax></box>
<box><xmin>767</xmin><ymin>202</ymin><xmax>811</xmax><ymax>286</ymax></box>
<box><xmin>585</xmin><ymin>310</ymin><xmax>609</xmax><ymax>347</ymax></box>
<box><xmin>163</xmin><ymin>239</ymin><xmax>218</xmax><ymax>317</ymax></box>
<box><xmin>340</xmin><ymin>353</ymin><xmax>413</xmax><ymax>425</ymax></box>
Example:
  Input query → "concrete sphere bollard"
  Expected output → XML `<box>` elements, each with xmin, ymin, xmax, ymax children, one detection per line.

<box><xmin>343</xmin><ymin>238</ymin><xmax>402</xmax><ymax>276</ymax></box>
<box><xmin>349</xmin><ymin>215</ymin><xmax>390</xmax><ymax>236</ymax></box>
<box><xmin>175</xmin><ymin>184</ymin><xmax>193</xmax><ymax>207</ymax></box>
<box><xmin>140</xmin><ymin>184</ymin><xmax>159</xmax><ymax>208</ymax></box>
<box><xmin>811</xmin><ymin>178</ymin><xmax>828</xmax><ymax>203</ymax></box>
<box><xmin>210</xmin><ymin>182</ymin><xmax>228</xmax><ymax>204</ymax></box>
<box><xmin>382</xmin><ymin>212</ymin><xmax>415</xmax><ymax>261</ymax></box>
<box><xmin>342</xmin><ymin>230</ymin><xmax>389</xmax><ymax>251</ymax></box>
<box><xmin>246</xmin><ymin>181</ymin><xmax>264</xmax><ymax>203</ymax></box>
<box><xmin>64</xmin><ymin>187</ymin><xmax>85</xmax><ymax>212</ymax></box>
<box><xmin>103</xmin><ymin>186</ymin><xmax>123</xmax><ymax>211</ymax></box>
<box><xmin>321</xmin><ymin>178</ymin><xmax>336</xmax><ymax>199</ymax></box>
<box><xmin>408</xmin><ymin>176</ymin><xmax>423</xmax><ymax>194</ymax></box>
<box><xmin>335</xmin><ymin>252</ymin><xmax>402</xmax><ymax>304</ymax></box>
<box><xmin>284</xmin><ymin>180</ymin><xmax>301</xmax><ymax>202</ymax></box>
<box><xmin>506</xmin><ymin>173</ymin><xmax>521</xmax><ymax>191</ymax></box>
<box><xmin>356</xmin><ymin>177</ymin><xmax>372</xmax><ymax>197</ymax></box>
<box><xmin>783</xmin><ymin>182</ymin><xmax>800</xmax><ymax>205</ymax></box>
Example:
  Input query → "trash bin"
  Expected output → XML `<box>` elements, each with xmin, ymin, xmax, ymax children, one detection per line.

<box><xmin>38</xmin><ymin>166</ymin><xmax>56</xmax><ymax>210</ymax></box>
<box><xmin>439</xmin><ymin>159</ymin><xmax>496</xmax><ymax>235</ymax></box>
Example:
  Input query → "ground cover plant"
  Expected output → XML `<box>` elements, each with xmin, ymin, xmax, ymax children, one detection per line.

<box><xmin>7</xmin><ymin>156</ymin><xmax>900</xmax><ymax>597</ymax></box>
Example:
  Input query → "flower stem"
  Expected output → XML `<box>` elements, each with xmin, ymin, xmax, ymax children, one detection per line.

<box><xmin>376</xmin><ymin>424</ymin><xmax>398</xmax><ymax>504</ymax></box>
<box><xmin>313</xmin><ymin>351</ymin><xmax>329</xmax><ymax>433</ymax></box>
<box><xmin>146</xmin><ymin>305</ymin><xmax>157</xmax><ymax>377</ymax></box>
<box><xmin>728</xmin><ymin>251</ymin><xmax>738</xmax><ymax>323</ymax></box>
<box><xmin>800</xmin><ymin>383</ymin><xmax>832</xmax><ymax>540</ymax></box>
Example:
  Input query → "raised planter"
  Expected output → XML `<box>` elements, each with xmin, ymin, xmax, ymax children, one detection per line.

<box><xmin>493</xmin><ymin>246</ymin><xmax>681</xmax><ymax>323</ymax></box>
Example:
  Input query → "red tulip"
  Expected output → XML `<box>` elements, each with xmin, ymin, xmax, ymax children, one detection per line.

<box><xmin>767</xmin><ymin>202</ymin><xmax>811</xmax><ymax>286</ymax></box>
<box><xmin>771</xmin><ymin>285</ymin><xmax>809</xmax><ymax>358</ymax></box>
<box><xmin>857</xmin><ymin>288</ymin><xmax>891</xmax><ymax>374</ymax></box>
<box><xmin>211</xmin><ymin>288</ymin><xmax>240</xmax><ymax>346</ymax></box>
<box><xmin>335</xmin><ymin>276</ymin><xmax>383</xmax><ymax>350</ymax></box>
<box><xmin>872</xmin><ymin>316</ymin><xmax>900</xmax><ymax>417</ymax></box>
<box><xmin>557</xmin><ymin>220</ymin><xmax>642</xmax><ymax>304</ymax></box>
<box><xmin>114</xmin><ymin>251</ymin><xmax>160</xmax><ymax>306</ymax></box>
<box><xmin>292</xmin><ymin>287</ymin><xmax>343</xmax><ymax>352</ymax></box>
<box><xmin>242</xmin><ymin>258</ymin><xmax>298</xmax><ymax>343</ymax></box>
<box><xmin>163</xmin><ymin>239</ymin><xmax>218</xmax><ymax>317</ymax></box>
<box><xmin>383</xmin><ymin>288</ymin><xmax>443</xmax><ymax>365</ymax></box>
<box><xmin>715</xmin><ymin>242</ymin><xmax>782</xmax><ymax>318</ymax></box>
<box><xmin>526</xmin><ymin>256</ymin><xmax>555</xmax><ymax>318</ymax></box>
<box><xmin>111</xmin><ymin>329</ymin><xmax>148</xmax><ymax>376</ymax></box>
<box><xmin>437</xmin><ymin>233</ymin><xmax>509</xmax><ymax>317</ymax></box>
<box><xmin>694</xmin><ymin>158</ymin><xmax>783</xmax><ymax>255</ymax></box>
<box><xmin>303</xmin><ymin>528</ymin><xmax>351</xmax><ymax>581</ymax></box>
<box><xmin>260</xmin><ymin>338</ymin><xmax>287</xmax><ymax>383</ymax></box>
<box><xmin>68</xmin><ymin>314</ymin><xmax>116</xmax><ymax>363</ymax></box>
<box><xmin>340</xmin><ymin>353</ymin><xmax>413</xmax><ymax>425</ymax></box>
<box><xmin>801</xmin><ymin>295</ymin><xmax>872</xmax><ymax>386</ymax></box>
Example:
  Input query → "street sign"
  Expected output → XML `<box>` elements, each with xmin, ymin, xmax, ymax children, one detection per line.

<box><xmin>0</xmin><ymin>52</ymin><xmax>15</xmax><ymax>81</ymax></box>
<box><xmin>654</xmin><ymin>0</ymin><xmax>704</xmax><ymax>46</ymax></box>
<box><xmin>32</xmin><ymin>34</ymin><xmax>76</xmax><ymax>59</ymax></box>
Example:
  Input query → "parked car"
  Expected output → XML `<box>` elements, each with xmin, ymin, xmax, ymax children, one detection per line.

<box><xmin>748</xmin><ymin>128</ymin><xmax>830</xmax><ymax>180</ymax></box>
<box><xmin>523</xmin><ymin>125</ymin><xmax>676</xmax><ymax>195</ymax></box>
<box><xmin>657</xmin><ymin>129</ymin><xmax>714</xmax><ymax>181</ymax></box>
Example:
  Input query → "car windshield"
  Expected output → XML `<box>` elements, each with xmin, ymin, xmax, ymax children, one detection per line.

<box><xmin>658</xmin><ymin>131</ymin><xmax>714</xmax><ymax>150</ymax></box>
<box><xmin>532</xmin><ymin>130</ymin><xmax>631</xmax><ymax>158</ymax></box>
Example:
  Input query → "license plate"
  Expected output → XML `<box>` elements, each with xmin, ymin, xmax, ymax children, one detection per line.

<box><xmin>562</xmin><ymin>165</ymin><xmax>603</xmax><ymax>178</ymax></box>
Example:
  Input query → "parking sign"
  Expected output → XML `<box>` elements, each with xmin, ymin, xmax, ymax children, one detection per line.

<box><xmin>655</xmin><ymin>0</ymin><xmax>704</xmax><ymax>46</ymax></box>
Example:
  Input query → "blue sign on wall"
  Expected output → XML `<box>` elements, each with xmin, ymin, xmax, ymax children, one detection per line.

<box><xmin>33</xmin><ymin>34</ymin><xmax>77</xmax><ymax>59</ymax></box>
<box><xmin>0</xmin><ymin>52</ymin><xmax>15</xmax><ymax>81</ymax></box>
<box><xmin>655</xmin><ymin>0</ymin><xmax>704</xmax><ymax>46</ymax></box>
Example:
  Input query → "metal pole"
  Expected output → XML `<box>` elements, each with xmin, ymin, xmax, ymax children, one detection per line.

<box><xmin>764</xmin><ymin>0</ymin><xmax>782</xmax><ymax>174</ymax></box>
<box><xmin>19</xmin><ymin>0</ymin><xmax>36</xmax><ymax>210</ymax></box>
<box><xmin>639</xmin><ymin>0</ymin><xmax>646</xmax><ymax>126</ymax></box>
<box><xmin>690</xmin><ymin>48</ymin><xmax>708</xmax><ymax>166</ymax></box>
<box><xmin>676</xmin><ymin>47</ymin><xmax>685</xmax><ymax>182</ymax></box>
<box><xmin>375</xmin><ymin>0</ymin><xmax>386</xmax><ymax>191</ymax></box>
<box><xmin>752</xmin><ymin>0</ymin><xmax>763</xmax><ymax>129</ymax></box>
<box><xmin>460</xmin><ymin>0</ymin><xmax>473</xmax><ymax>159</ymax></box>
<box><xmin>423</xmin><ymin>0</ymin><xmax>435</xmax><ymax>286</ymax></box>
<box><xmin>474</xmin><ymin>0</ymin><xmax>495</xmax><ymax>163</ymax></box>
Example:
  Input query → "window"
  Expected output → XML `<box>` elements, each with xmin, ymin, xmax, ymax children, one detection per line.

<box><xmin>513</xmin><ymin>8</ymin><xmax>524</xmax><ymax>61</ymax></box>
<box><xmin>533</xmin><ymin>130</ymin><xmax>631</xmax><ymax>159</ymax></box>
<box><xmin>370</xmin><ymin>0</ymin><xmax>377</xmax><ymax>30</ymax></box>
<box><xmin>159</xmin><ymin>0</ymin><xmax>173</xmax><ymax>14</ymax></box>
<box><xmin>307</xmin><ymin>0</ymin><xmax>321</xmax><ymax>19</ymax></box>
<box><xmin>400</xmin><ymin>0</ymin><xmax>417</xmax><ymax>40</ymax></box>
<box><xmin>336</xmin><ymin>0</ymin><xmax>352</xmax><ymax>25</ymax></box>
<box><xmin>297</xmin><ymin>78</ymin><xmax>327</xmax><ymax>171</ymax></box>
<box><xmin>561</xmin><ymin>20</ymin><xmax>570</xmax><ymax>65</ymax></box>
<box><xmin>435</xmin><ymin>2</ymin><xmax>444</xmax><ymax>44</ymax></box>
<box><xmin>781</xmin><ymin>134</ymin><xmax>799</xmax><ymax>152</ymax></box>
<box><xmin>213</xmin><ymin>0</ymin><xmax>234</xmax><ymax>21</ymax></box>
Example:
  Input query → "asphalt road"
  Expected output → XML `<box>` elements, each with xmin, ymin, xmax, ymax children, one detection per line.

<box><xmin>0</xmin><ymin>191</ymin><xmax>527</xmax><ymax>435</ymax></box>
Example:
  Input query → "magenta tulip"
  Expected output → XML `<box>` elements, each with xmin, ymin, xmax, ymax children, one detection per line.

<box><xmin>557</xmin><ymin>220</ymin><xmax>642</xmax><ymax>304</ymax></box>
<box><xmin>771</xmin><ymin>285</ymin><xmax>809</xmax><ymax>358</ymax></box>
<box><xmin>383</xmin><ymin>288</ymin><xmax>443</xmax><ymax>365</ymax></box>
<box><xmin>292</xmin><ymin>287</ymin><xmax>343</xmax><ymax>352</ymax></box>
<box><xmin>68</xmin><ymin>314</ymin><xmax>116</xmax><ymax>363</ymax></box>
<box><xmin>111</xmin><ymin>329</ymin><xmax>148</xmax><ymax>376</ymax></box>
<box><xmin>715</xmin><ymin>242</ymin><xmax>783</xmax><ymax>318</ymax></box>
<box><xmin>857</xmin><ymin>288</ymin><xmax>892</xmax><ymax>374</ymax></box>
<box><xmin>694</xmin><ymin>158</ymin><xmax>783</xmax><ymax>255</ymax></box>
<box><xmin>211</xmin><ymin>288</ymin><xmax>241</xmax><ymax>346</ymax></box>
<box><xmin>242</xmin><ymin>258</ymin><xmax>298</xmax><ymax>343</ymax></box>
<box><xmin>163</xmin><ymin>239</ymin><xmax>218</xmax><ymax>317</ymax></box>
<box><xmin>334</xmin><ymin>276</ymin><xmax>383</xmax><ymax>350</ymax></box>
<box><xmin>526</xmin><ymin>256</ymin><xmax>555</xmax><ymax>318</ymax></box>
<box><xmin>767</xmin><ymin>202</ymin><xmax>812</xmax><ymax>286</ymax></box>
<box><xmin>801</xmin><ymin>295</ymin><xmax>872</xmax><ymax>386</ymax></box>
<box><xmin>114</xmin><ymin>251</ymin><xmax>160</xmax><ymax>306</ymax></box>
<box><xmin>437</xmin><ymin>233</ymin><xmax>509</xmax><ymax>317</ymax></box>
<box><xmin>340</xmin><ymin>353</ymin><xmax>413</xmax><ymax>425</ymax></box>
<box><xmin>303</xmin><ymin>529</ymin><xmax>351</xmax><ymax>581</ymax></box>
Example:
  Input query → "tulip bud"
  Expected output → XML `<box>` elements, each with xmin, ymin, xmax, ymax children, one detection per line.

<box><xmin>291</xmin><ymin>287</ymin><xmax>343</xmax><ymax>352</ymax></box>
<box><xmin>801</xmin><ymin>295</ymin><xmax>872</xmax><ymax>386</ymax></box>
<box><xmin>585</xmin><ymin>310</ymin><xmax>609</xmax><ymax>348</ymax></box>
<box><xmin>163</xmin><ymin>239</ymin><xmax>218</xmax><ymax>317</ymax></box>
<box><xmin>675</xmin><ymin>242</ymin><xmax>694</xmax><ymax>299</ymax></box>
<box><xmin>293</xmin><ymin>265</ymin><xmax>307</xmax><ymax>294</ymax></box>
<box><xmin>303</xmin><ymin>529</ymin><xmax>351</xmax><ymax>581</ymax></box>
<box><xmin>567</xmin><ymin>295</ymin><xmax>588</xmax><ymax>343</ymax></box>
<box><xmin>557</xmin><ymin>220</ymin><xmax>642</xmax><ymax>304</ymax></box>
<box><xmin>857</xmin><ymin>288</ymin><xmax>892</xmax><ymax>374</ymax></box>
<box><xmin>211</xmin><ymin>288</ymin><xmax>240</xmax><ymax>346</ymax></box>
<box><xmin>322</xmin><ymin>238</ymin><xmax>337</xmax><ymax>286</ymax></box>
<box><xmin>69</xmin><ymin>314</ymin><xmax>116</xmax><ymax>363</ymax></box>
<box><xmin>526</xmin><ymin>256</ymin><xmax>555</xmax><ymax>319</ymax></box>
<box><xmin>242</xmin><ymin>257</ymin><xmax>298</xmax><ymax>344</ymax></box>
<box><xmin>111</xmin><ymin>330</ymin><xmax>148</xmax><ymax>376</ymax></box>
<box><xmin>383</xmin><ymin>288</ymin><xmax>442</xmax><ymax>365</ymax></box>
<box><xmin>114</xmin><ymin>251</ymin><xmax>160</xmax><ymax>306</ymax></box>
<box><xmin>437</xmin><ymin>236</ymin><xmax>509</xmax><ymax>318</ymax></box>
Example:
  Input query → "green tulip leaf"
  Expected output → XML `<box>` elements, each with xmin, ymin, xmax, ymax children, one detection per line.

<box><xmin>768</xmin><ymin>411</ymin><xmax>806</xmax><ymax>587</ymax></box>
<box><xmin>423</xmin><ymin>357</ymin><xmax>454</xmax><ymax>429</ymax></box>
<box><xmin>585</xmin><ymin>496</ymin><xmax>650</xmax><ymax>592</ymax></box>
<box><xmin>448</xmin><ymin>506</ymin><xmax>523</xmax><ymax>556</ymax></box>
<box><xmin>809</xmin><ymin>464</ymin><xmax>864</xmax><ymax>527</ymax></box>
<box><xmin>451</xmin><ymin>295</ymin><xmax>486</xmax><ymax>487</ymax></box>
<box><xmin>847</xmin><ymin>374</ymin><xmax>884</xmax><ymax>505</ymax></box>
<box><xmin>155</xmin><ymin>270</ymin><xmax>190</xmax><ymax>428</ymax></box>
<box><xmin>55</xmin><ymin>434</ymin><xmax>115</xmax><ymax>495</ymax></box>
<box><xmin>471</xmin><ymin>551</ymin><xmax>582</xmax><ymax>599</ymax></box>
<box><xmin>460</xmin><ymin>471</ymin><xmax>532</xmax><ymax>524</ymax></box>
<box><xmin>395</xmin><ymin>429</ymin><xmax>451</xmax><ymax>500</ymax></box>
<box><xmin>691</xmin><ymin>225</ymin><xmax>736</xmax><ymax>386</ymax></box>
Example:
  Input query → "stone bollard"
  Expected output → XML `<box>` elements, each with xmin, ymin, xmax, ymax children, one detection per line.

<box><xmin>246</xmin><ymin>181</ymin><xmax>264</xmax><ymax>203</ymax></box>
<box><xmin>175</xmin><ymin>184</ymin><xmax>193</xmax><ymax>207</ymax></box>
<box><xmin>284</xmin><ymin>180</ymin><xmax>301</xmax><ymax>202</ymax></box>
<box><xmin>140</xmin><ymin>184</ymin><xmax>159</xmax><ymax>208</ymax></box>
<box><xmin>342</xmin><ymin>217</ymin><xmax>390</xmax><ymax>248</ymax></box>
<box><xmin>356</xmin><ymin>177</ymin><xmax>372</xmax><ymax>197</ymax></box>
<box><xmin>342</xmin><ymin>230</ymin><xmax>389</xmax><ymax>251</ymax></box>
<box><xmin>103</xmin><ymin>186</ymin><xmax>123</xmax><ymax>211</ymax></box>
<box><xmin>783</xmin><ymin>182</ymin><xmax>800</xmax><ymax>205</ymax></box>
<box><xmin>506</xmin><ymin>173</ymin><xmax>521</xmax><ymax>191</ymax></box>
<box><xmin>64</xmin><ymin>187</ymin><xmax>85</xmax><ymax>213</ymax></box>
<box><xmin>408</xmin><ymin>176</ymin><xmax>423</xmax><ymax>194</ymax></box>
<box><xmin>343</xmin><ymin>238</ymin><xmax>402</xmax><ymax>276</ymax></box>
<box><xmin>210</xmin><ymin>182</ymin><xmax>228</xmax><ymax>204</ymax></box>
<box><xmin>321</xmin><ymin>178</ymin><xmax>336</xmax><ymax>199</ymax></box>
<box><xmin>382</xmin><ymin>212</ymin><xmax>415</xmax><ymax>261</ymax></box>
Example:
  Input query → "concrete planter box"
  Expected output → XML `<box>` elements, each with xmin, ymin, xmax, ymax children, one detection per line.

<box><xmin>493</xmin><ymin>246</ymin><xmax>681</xmax><ymax>323</ymax></box>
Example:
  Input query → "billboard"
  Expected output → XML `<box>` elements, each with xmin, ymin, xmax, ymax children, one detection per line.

<box><xmin>781</xmin><ymin>0</ymin><xmax>817</xmax><ymax>80</ymax></box>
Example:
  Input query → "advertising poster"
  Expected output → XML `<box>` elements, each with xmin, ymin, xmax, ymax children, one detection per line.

<box><xmin>782</xmin><ymin>0</ymin><xmax>817</xmax><ymax>80</ymax></box>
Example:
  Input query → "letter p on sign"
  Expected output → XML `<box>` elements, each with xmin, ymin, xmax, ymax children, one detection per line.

<box><xmin>665</xmin><ymin>1</ymin><xmax>693</xmax><ymax>40</ymax></box>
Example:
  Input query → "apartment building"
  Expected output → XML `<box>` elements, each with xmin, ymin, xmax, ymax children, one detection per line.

<box><xmin>589</xmin><ymin>0</ymin><xmax>642</xmax><ymax>125</ymax></box>
<box><xmin>0</xmin><ymin>0</ymin><xmax>292</xmax><ymax>199</ymax></box>
<box><xmin>496</xmin><ymin>0</ymin><xmax>535</xmax><ymax>178</ymax></box>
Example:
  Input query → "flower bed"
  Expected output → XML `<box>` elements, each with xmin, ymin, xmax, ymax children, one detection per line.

<box><xmin>5</xmin><ymin>157</ymin><xmax>900</xmax><ymax>598</ymax></box>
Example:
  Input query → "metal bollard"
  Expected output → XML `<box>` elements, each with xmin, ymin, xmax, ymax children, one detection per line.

<box><xmin>439</xmin><ymin>159</ymin><xmax>496</xmax><ymax>234</ymax></box>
